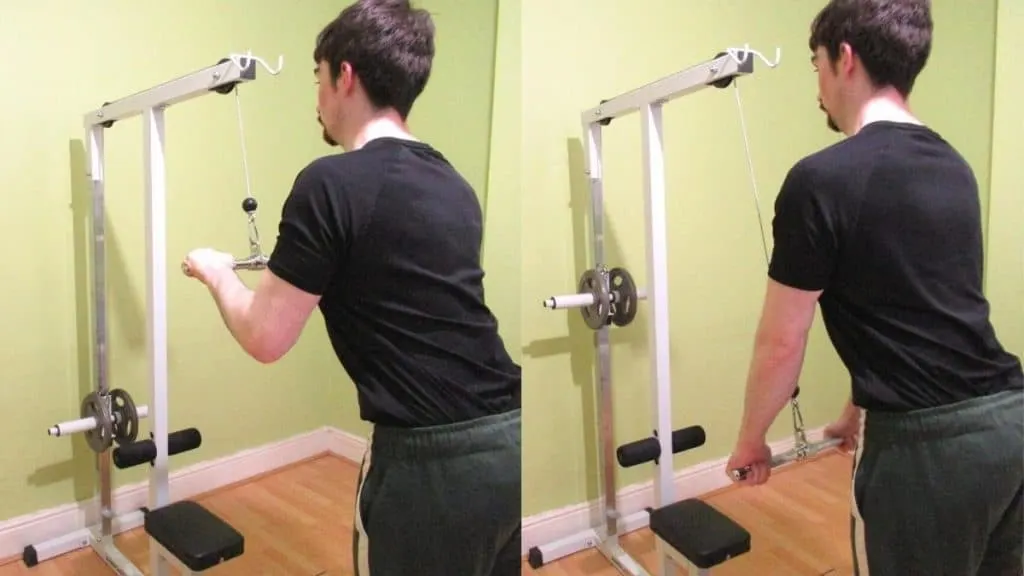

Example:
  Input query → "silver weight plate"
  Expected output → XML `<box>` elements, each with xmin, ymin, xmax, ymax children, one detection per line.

<box><xmin>609</xmin><ymin>267</ymin><xmax>638</xmax><ymax>327</ymax></box>
<box><xmin>110</xmin><ymin>388</ymin><xmax>139</xmax><ymax>445</ymax></box>
<box><xmin>578</xmin><ymin>268</ymin><xmax>611</xmax><ymax>330</ymax></box>
<box><xmin>80</xmin><ymin>392</ymin><xmax>113</xmax><ymax>453</ymax></box>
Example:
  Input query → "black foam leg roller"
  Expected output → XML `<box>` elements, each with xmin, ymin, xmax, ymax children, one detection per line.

<box><xmin>113</xmin><ymin>428</ymin><xmax>203</xmax><ymax>469</ymax></box>
<box><xmin>617</xmin><ymin>425</ymin><xmax>707</xmax><ymax>467</ymax></box>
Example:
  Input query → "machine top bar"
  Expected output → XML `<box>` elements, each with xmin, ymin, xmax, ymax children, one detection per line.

<box><xmin>582</xmin><ymin>48</ymin><xmax>762</xmax><ymax>126</ymax></box>
<box><xmin>83</xmin><ymin>54</ymin><xmax>265</xmax><ymax>129</ymax></box>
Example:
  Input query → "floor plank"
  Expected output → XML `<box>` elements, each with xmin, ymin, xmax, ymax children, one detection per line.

<box><xmin>523</xmin><ymin>452</ymin><xmax>855</xmax><ymax>575</ymax></box>
<box><xmin>0</xmin><ymin>456</ymin><xmax>357</xmax><ymax>575</ymax></box>
<box><xmin>1</xmin><ymin>451</ymin><xmax>855</xmax><ymax>575</ymax></box>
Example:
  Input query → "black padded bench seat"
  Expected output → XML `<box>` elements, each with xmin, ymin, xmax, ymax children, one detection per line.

<box><xmin>648</xmin><ymin>498</ymin><xmax>750</xmax><ymax>569</ymax></box>
<box><xmin>144</xmin><ymin>500</ymin><xmax>245</xmax><ymax>572</ymax></box>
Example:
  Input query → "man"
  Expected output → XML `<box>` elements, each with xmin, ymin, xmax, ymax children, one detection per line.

<box><xmin>724</xmin><ymin>0</ymin><xmax>1024</xmax><ymax>574</ymax></box>
<box><xmin>182</xmin><ymin>2</ymin><xmax>522</xmax><ymax>575</ymax></box>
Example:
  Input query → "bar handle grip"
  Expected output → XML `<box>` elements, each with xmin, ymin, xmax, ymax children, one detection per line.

<box><xmin>180</xmin><ymin>253</ymin><xmax>269</xmax><ymax>277</ymax></box>
<box><xmin>729</xmin><ymin>437</ymin><xmax>842</xmax><ymax>482</ymax></box>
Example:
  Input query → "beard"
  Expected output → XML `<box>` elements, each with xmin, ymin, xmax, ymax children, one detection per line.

<box><xmin>825</xmin><ymin>114</ymin><xmax>840</xmax><ymax>133</ymax></box>
<box><xmin>317</xmin><ymin>114</ymin><xmax>339</xmax><ymax>147</ymax></box>
<box><xmin>819</xmin><ymin>100</ymin><xmax>840</xmax><ymax>133</ymax></box>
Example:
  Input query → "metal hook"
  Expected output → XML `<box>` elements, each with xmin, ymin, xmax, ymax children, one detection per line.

<box><xmin>228</xmin><ymin>50</ymin><xmax>285</xmax><ymax>76</ymax></box>
<box><xmin>725</xmin><ymin>44</ymin><xmax>782</xmax><ymax>69</ymax></box>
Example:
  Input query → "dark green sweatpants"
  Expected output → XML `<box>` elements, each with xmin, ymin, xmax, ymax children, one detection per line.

<box><xmin>851</xmin><ymin>389</ymin><xmax>1024</xmax><ymax>575</ymax></box>
<box><xmin>352</xmin><ymin>409</ymin><xmax>521</xmax><ymax>576</ymax></box>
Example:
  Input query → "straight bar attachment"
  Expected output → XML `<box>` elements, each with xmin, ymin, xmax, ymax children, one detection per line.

<box><xmin>730</xmin><ymin>437</ymin><xmax>843</xmax><ymax>482</ymax></box>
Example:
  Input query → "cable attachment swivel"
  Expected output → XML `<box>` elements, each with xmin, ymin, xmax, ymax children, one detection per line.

<box><xmin>788</xmin><ymin>386</ymin><xmax>810</xmax><ymax>458</ymax></box>
<box><xmin>234</xmin><ymin>196</ymin><xmax>268</xmax><ymax>271</ymax></box>
<box><xmin>728</xmin><ymin>385</ymin><xmax>843</xmax><ymax>482</ymax></box>
<box><xmin>180</xmin><ymin>69</ymin><xmax>270</xmax><ymax>279</ymax></box>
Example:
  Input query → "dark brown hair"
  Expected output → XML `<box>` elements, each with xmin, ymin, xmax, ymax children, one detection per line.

<box><xmin>809</xmin><ymin>0</ymin><xmax>933</xmax><ymax>97</ymax></box>
<box><xmin>314</xmin><ymin>0</ymin><xmax>435</xmax><ymax>119</ymax></box>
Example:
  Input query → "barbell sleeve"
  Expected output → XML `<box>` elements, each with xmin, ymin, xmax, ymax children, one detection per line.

<box><xmin>543</xmin><ymin>288</ymin><xmax>648</xmax><ymax>309</ymax></box>
<box><xmin>729</xmin><ymin>437</ymin><xmax>843</xmax><ymax>482</ymax></box>
<box><xmin>47</xmin><ymin>404</ymin><xmax>150</xmax><ymax>437</ymax></box>
<box><xmin>544</xmin><ymin>293</ymin><xmax>596</xmax><ymax>309</ymax></box>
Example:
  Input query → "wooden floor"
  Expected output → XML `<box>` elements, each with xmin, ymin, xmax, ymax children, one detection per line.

<box><xmin>0</xmin><ymin>452</ymin><xmax>854</xmax><ymax>575</ymax></box>
<box><xmin>524</xmin><ymin>452</ymin><xmax>856</xmax><ymax>576</ymax></box>
<box><xmin>0</xmin><ymin>456</ymin><xmax>359</xmax><ymax>576</ymax></box>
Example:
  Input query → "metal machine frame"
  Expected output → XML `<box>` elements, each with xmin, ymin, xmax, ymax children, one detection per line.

<box><xmin>537</xmin><ymin>49</ymin><xmax>769</xmax><ymax>576</ymax></box>
<box><xmin>32</xmin><ymin>53</ymin><xmax>275</xmax><ymax>575</ymax></box>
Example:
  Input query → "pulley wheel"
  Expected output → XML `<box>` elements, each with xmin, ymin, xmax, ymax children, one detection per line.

<box><xmin>578</xmin><ymin>268</ymin><xmax>611</xmax><ymax>330</ymax></box>
<box><xmin>609</xmin><ymin>267</ymin><xmax>638</xmax><ymax>327</ymax></box>
<box><xmin>110</xmin><ymin>388</ymin><xmax>139</xmax><ymax>445</ymax></box>
<box><xmin>80</xmin><ymin>392</ymin><xmax>113</xmax><ymax>453</ymax></box>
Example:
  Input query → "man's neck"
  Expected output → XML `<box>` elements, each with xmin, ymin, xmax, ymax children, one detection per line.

<box><xmin>348</xmin><ymin>113</ymin><xmax>417</xmax><ymax>150</ymax></box>
<box><xmin>849</xmin><ymin>90</ymin><xmax>922</xmax><ymax>135</ymax></box>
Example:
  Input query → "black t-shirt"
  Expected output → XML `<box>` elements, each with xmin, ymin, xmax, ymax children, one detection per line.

<box><xmin>769</xmin><ymin>121</ymin><xmax>1023</xmax><ymax>412</ymax></box>
<box><xmin>268</xmin><ymin>137</ymin><xmax>521</xmax><ymax>427</ymax></box>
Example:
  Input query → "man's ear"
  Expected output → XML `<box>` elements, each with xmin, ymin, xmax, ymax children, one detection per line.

<box><xmin>336</xmin><ymin>62</ymin><xmax>355</xmax><ymax>93</ymax></box>
<box><xmin>838</xmin><ymin>42</ymin><xmax>856</xmax><ymax>76</ymax></box>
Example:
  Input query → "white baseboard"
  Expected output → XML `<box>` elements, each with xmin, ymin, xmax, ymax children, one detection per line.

<box><xmin>324</xmin><ymin>426</ymin><xmax>369</xmax><ymax>463</ymax></box>
<box><xmin>520</xmin><ymin>426</ymin><xmax>829</xmax><ymax>555</ymax></box>
<box><xmin>2</xmin><ymin>423</ymin><xmax>829</xmax><ymax>565</ymax></box>
<box><xmin>0</xmin><ymin>425</ymin><xmax>363</xmax><ymax>563</ymax></box>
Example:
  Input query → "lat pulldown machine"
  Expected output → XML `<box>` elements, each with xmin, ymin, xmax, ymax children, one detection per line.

<box><xmin>28</xmin><ymin>52</ymin><xmax>281</xmax><ymax>575</ymax></box>
<box><xmin>530</xmin><ymin>48</ymin><xmax>839</xmax><ymax>575</ymax></box>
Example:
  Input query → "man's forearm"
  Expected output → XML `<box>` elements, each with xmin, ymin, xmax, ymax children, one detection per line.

<box><xmin>737</xmin><ymin>337</ymin><xmax>807</xmax><ymax>446</ymax></box>
<box><xmin>206</xmin><ymin>270</ymin><xmax>258</xmax><ymax>353</ymax></box>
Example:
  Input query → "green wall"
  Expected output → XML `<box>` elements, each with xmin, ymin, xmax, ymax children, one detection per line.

<box><xmin>987</xmin><ymin>0</ymin><xmax>1023</xmax><ymax>358</ymax></box>
<box><xmin>482</xmin><ymin>0</ymin><xmax>523</xmax><ymax>367</ymax></box>
<box><xmin>1</xmin><ymin>0</ymin><xmax>501</xmax><ymax>524</ymax></box>
<box><xmin>3</xmin><ymin>0</ymin><xmax>1016</xmax><ymax>537</ymax></box>
<box><xmin>519</xmin><ymin>0</ymin><xmax>998</xmax><ymax>517</ymax></box>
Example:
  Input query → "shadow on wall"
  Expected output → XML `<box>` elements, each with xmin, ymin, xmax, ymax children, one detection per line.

<box><xmin>522</xmin><ymin>137</ymin><xmax>650</xmax><ymax>515</ymax></box>
<box><xmin>65</xmin><ymin>139</ymin><xmax>149</xmax><ymax>357</ymax></box>
<box><xmin>27</xmin><ymin>141</ymin><xmax>99</xmax><ymax>506</ymax></box>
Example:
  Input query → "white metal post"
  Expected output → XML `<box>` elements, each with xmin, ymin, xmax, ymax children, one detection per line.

<box><xmin>84</xmin><ymin>113</ymin><xmax>148</xmax><ymax>576</ymax></box>
<box><xmin>583</xmin><ymin>121</ymin><xmax>618</xmax><ymax>544</ymax></box>
<box><xmin>87</xmin><ymin>122</ymin><xmax>113</xmax><ymax>539</ymax></box>
<box><xmin>143</xmin><ymin>106</ymin><xmax>171</xmax><ymax>576</ymax></box>
<box><xmin>585</xmin><ymin>120</ymin><xmax>651</xmax><ymax>576</ymax></box>
<box><xmin>640</xmin><ymin>102</ymin><xmax>675</xmax><ymax>576</ymax></box>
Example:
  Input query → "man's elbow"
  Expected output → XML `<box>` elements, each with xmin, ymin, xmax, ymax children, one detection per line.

<box><xmin>250</xmin><ymin>346</ymin><xmax>285</xmax><ymax>364</ymax></box>
<box><xmin>246</xmin><ymin>335</ymin><xmax>293</xmax><ymax>364</ymax></box>
<box><xmin>755</xmin><ymin>330</ymin><xmax>808</xmax><ymax>361</ymax></box>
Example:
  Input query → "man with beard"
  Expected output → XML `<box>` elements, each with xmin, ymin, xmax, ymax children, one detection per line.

<box><xmin>181</xmin><ymin>1</ymin><xmax>522</xmax><ymax>575</ymax></box>
<box><xmin>725</xmin><ymin>0</ymin><xmax>1023</xmax><ymax>574</ymax></box>
<box><xmin>318</xmin><ymin>113</ymin><xmax>337</xmax><ymax>146</ymax></box>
